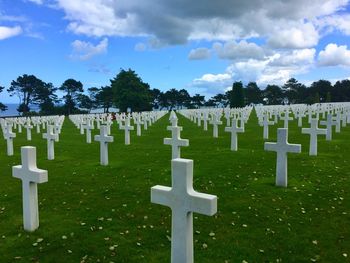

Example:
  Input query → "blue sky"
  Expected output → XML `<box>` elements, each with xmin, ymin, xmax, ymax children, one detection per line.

<box><xmin>1</xmin><ymin>0</ymin><xmax>350</xmax><ymax>103</ymax></box>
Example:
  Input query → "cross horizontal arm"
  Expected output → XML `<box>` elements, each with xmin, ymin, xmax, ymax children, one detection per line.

<box><xmin>151</xmin><ymin>185</ymin><xmax>172</xmax><ymax>207</ymax></box>
<box><xmin>188</xmin><ymin>190</ymin><xmax>217</xmax><ymax>216</ymax></box>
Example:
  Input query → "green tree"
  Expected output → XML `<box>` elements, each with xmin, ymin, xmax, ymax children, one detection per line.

<box><xmin>33</xmin><ymin>82</ymin><xmax>58</xmax><ymax>115</ymax></box>
<box><xmin>77</xmin><ymin>94</ymin><xmax>94</xmax><ymax>113</ymax></box>
<box><xmin>150</xmin><ymin>88</ymin><xmax>162</xmax><ymax>109</ymax></box>
<box><xmin>96</xmin><ymin>86</ymin><xmax>113</xmax><ymax>113</ymax></box>
<box><xmin>212</xmin><ymin>93</ymin><xmax>228</xmax><ymax>107</ymax></box>
<box><xmin>245</xmin><ymin>82</ymin><xmax>262</xmax><ymax>105</ymax></box>
<box><xmin>191</xmin><ymin>94</ymin><xmax>205</xmax><ymax>108</ymax></box>
<box><xmin>332</xmin><ymin>79</ymin><xmax>350</xmax><ymax>102</ymax></box>
<box><xmin>0</xmin><ymin>86</ymin><xmax>7</xmax><ymax>112</ymax></box>
<box><xmin>7</xmin><ymin>74</ymin><xmax>44</xmax><ymax>115</ymax></box>
<box><xmin>110</xmin><ymin>69</ymin><xmax>152</xmax><ymax>112</ymax></box>
<box><xmin>59</xmin><ymin>79</ymin><xmax>84</xmax><ymax>115</ymax></box>
<box><xmin>177</xmin><ymin>89</ymin><xmax>192</xmax><ymax>109</ymax></box>
<box><xmin>263</xmin><ymin>84</ymin><xmax>283</xmax><ymax>105</ymax></box>
<box><xmin>309</xmin><ymin>80</ymin><xmax>332</xmax><ymax>102</ymax></box>
<box><xmin>282</xmin><ymin>78</ymin><xmax>307</xmax><ymax>104</ymax></box>
<box><xmin>230</xmin><ymin>81</ymin><xmax>245</xmax><ymax>108</ymax></box>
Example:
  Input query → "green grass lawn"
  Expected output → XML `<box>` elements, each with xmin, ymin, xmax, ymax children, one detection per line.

<box><xmin>0</xmin><ymin>111</ymin><xmax>349</xmax><ymax>262</ymax></box>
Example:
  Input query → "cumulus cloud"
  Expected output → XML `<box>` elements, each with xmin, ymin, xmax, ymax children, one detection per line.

<box><xmin>318</xmin><ymin>14</ymin><xmax>350</xmax><ymax>35</ymax></box>
<box><xmin>0</xmin><ymin>26</ymin><xmax>22</xmax><ymax>40</ymax></box>
<box><xmin>188</xmin><ymin>48</ymin><xmax>211</xmax><ymax>60</ymax></box>
<box><xmin>26</xmin><ymin>0</ymin><xmax>44</xmax><ymax>4</ymax></box>
<box><xmin>269</xmin><ymin>49</ymin><xmax>316</xmax><ymax>66</ymax></box>
<box><xmin>51</xmin><ymin>0</ymin><xmax>348</xmax><ymax>47</ymax></box>
<box><xmin>70</xmin><ymin>38</ymin><xmax>108</xmax><ymax>60</ymax></box>
<box><xmin>318</xmin><ymin>43</ymin><xmax>350</xmax><ymax>66</ymax></box>
<box><xmin>190</xmin><ymin>72</ymin><xmax>233</xmax><ymax>95</ymax></box>
<box><xmin>268</xmin><ymin>22</ymin><xmax>319</xmax><ymax>48</ymax></box>
<box><xmin>134</xmin><ymin>42</ymin><xmax>146</xmax><ymax>52</ymax></box>
<box><xmin>213</xmin><ymin>40</ymin><xmax>265</xmax><ymax>60</ymax></box>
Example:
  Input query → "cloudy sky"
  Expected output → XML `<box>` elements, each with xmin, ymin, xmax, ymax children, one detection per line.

<box><xmin>1</xmin><ymin>0</ymin><xmax>350</xmax><ymax>103</ymax></box>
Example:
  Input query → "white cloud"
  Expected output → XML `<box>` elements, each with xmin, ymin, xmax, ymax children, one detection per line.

<box><xmin>188</xmin><ymin>48</ymin><xmax>211</xmax><ymax>60</ymax></box>
<box><xmin>318</xmin><ymin>43</ymin><xmax>350</xmax><ymax>66</ymax></box>
<box><xmin>191</xmin><ymin>73</ymin><xmax>233</xmax><ymax>95</ymax></box>
<box><xmin>213</xmin><ymin>40</ymin><xmax>265</xmax><ymax>60</ymax></box>
<box><xmin>134</xmin><ymin>42</ymin><xmax>146</xmax><ymax>52</ymax></box>
<box><xmin>269</xmin><ymin>49</ymin><xmax>316</xmax><ymax>66</ymax></box>
<box><xmin>0</xmin><ymin>26</ymin><xmax>22</xmax><ymax>40</ymax></box>
<box><xmin>26</xmin><ymin>0</ymin><xmax>44</xmax><ymax>4</ymax></box>
<box><xmin>51</xmin><ymin>0</ymin><xmax>348</xmax><ymax>47</ymax></box>
<box><xmin>70</xmin><ymin>38</ymin><xmax>108</xmax><ymax>60</ymax></box>
<box><xmin>268</xmin><ymin>22</ymin><xmax>319</xmax><ymax>48</ymax></box>
<box><xmin>318</xmin><ymin>14</ymin><xmax>350</xmax><ymax>35</ymax></box>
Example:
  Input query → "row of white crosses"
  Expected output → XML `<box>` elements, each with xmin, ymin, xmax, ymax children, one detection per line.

<box><xmin>1</xmin><ymin>116</ymin><xmax>63</xmax><ymax>158</ymax></box>
<box><xmin>69</xmin><ymin>111</ymin><xmax>167</xmax><ymax>165</ymax></box>
<box><xmin>153</xmin><ymin>110</ymin><xmax>217</xmax><ymax>263</ymax></box>
<box><xmin>178</xmin><ymin>107</ymin><xmax>253</xmax><ymax>152</ymax></box>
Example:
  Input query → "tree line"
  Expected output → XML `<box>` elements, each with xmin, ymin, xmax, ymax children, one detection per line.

<box><xmin>1</xmin><ymin>69</ymin><xmax>350</xmax><ymax>116</ymax></box>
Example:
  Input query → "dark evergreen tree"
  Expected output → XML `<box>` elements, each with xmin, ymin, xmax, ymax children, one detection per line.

<box><xmin>230</xmin><ymin>81</ymin><xmax>245</xmax><ymax>108</ymax></box>
<box><xmin>110</xmin><ymin>69</ymin><xmax>152</xmax><ymax>112</ymax></box>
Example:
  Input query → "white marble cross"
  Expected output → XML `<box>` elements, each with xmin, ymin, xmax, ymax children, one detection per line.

<box><xmin>169</xmin><ymin>111</ymin><xmax>178</xmax><ymax>127</ymax></box>
<box><xmin>280</xmin><ymin>111</ymin><xmax>293</xmax><ymax>128</ymax></box>
<box><xmin>25</xmin><ymin>120</ymin><xmax>33</xmax><ymax>141</ymax></box>
<box><xmin>320</xmin><ymin>114</ymin><xmax>335</xmax><ymax>141</ymax></box>
<box><xmin>94</xmin><ymin>125</ymin><xmax>114</xmax><ymax>165</ymax></box>
<box><xmin>43</xmin><ymin>125</ymin><xmax>58</xmax><ymax>160</ymax></box>
<box><xmin>12</xmin><ymin>146</ymin><xmax>48</xmax><ymax>232</ymax></box>
<box><xmin>4</xmin><ymin>124</ymin><xmax>16</xmax><ymax>156</ymax></box>
<box><xmin>164</xmin><ymin>126</ymin><xmax>189</xmax><ymax>159</ymax></box>
<box><xmin>134</xmin><ymin>115</ymin><xmax>143</xmax><ymax>136</ymax></box>
<box><xmin>302</xmin><ymin>118</ymin><xmax>327</xmax><ymax>156</ymax></box>
<box><xmin>334</xmin><ymin>112</ymin><xmax>341</xmax><ymax>133</ymax></box>
<box><xmin>209</xmin><ymin>114</ymin><xmax>222</xmax><ymax>138</ymax></box>
<box><xmin>264</xmin><ymin>128</ymin><xmax>301</xmax><ymax>187</ymax></box>
<box><xmin>151</xmin><ymin>158</ymin><xmax>217</xmax><ymax>263</ymax></box>
<box><xmin>83</xmin><ymin>119</ymin><xmax>93</xmax><ymax>143</ymax></box>
<box><xmin>120</xmin><ymin>117</ymin><xmax>134</xmax><ymax>145</ymax></box>
<box><xmin>203</xmin><ymin>111</ymin><xmax>209</xmax><ymax>131</ymax></box>
<box><xmin>224</xmin><ymin>119</ymin><xmax>244</xmax><ymax>151</ymax></box>
<box><xmin>262</xmin><ymin>114</ymin><xmax>274</xmax><ymax>139</ymax></box>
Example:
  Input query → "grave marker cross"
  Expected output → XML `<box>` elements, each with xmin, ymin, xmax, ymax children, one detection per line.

<box><xmin>151</xmin><ymin>158</ymin><xmax>217</xmax><ymax>263</ymax></box>
<box><xmin>94</xmin><ymin>125</ymin><xmax>114</xmax><ymax>165</ymax></box>
<box><xmin>12</xmin><ymin>146</ymin><xmax>48</xmax><ymax>231</ymax></box>
<box><xmin>302</xmin><ymin>119</ymin><xmax>327</xmax><ymax>156</ymax></box>
<box><xmin>264</xmin><ymin>128</ymin><xmax>301</xmax><ymax>187</ymax></box>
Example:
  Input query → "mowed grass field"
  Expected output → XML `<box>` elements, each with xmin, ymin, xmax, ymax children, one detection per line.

<box><xmin>0</xmin><ymin>110</ymin><xmax>349</xmax><ymax>263</ymax></box>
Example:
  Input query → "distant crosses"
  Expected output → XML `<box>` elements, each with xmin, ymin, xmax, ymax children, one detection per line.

<box><xmin>334</xmin><ymin>112</ymin><xmax>341</xmax><ymax>133</ymax></box>
<box><xmin>294</xmin><ymin>111</ymin><xmax>305</xmax><ymax>127</ymax></box>
<box><xmin>224</xmin><ymin>119</ymin><xmax>244</xmax><ymax>151</ymax></box>
<box><xmin>134</xmin><ymin>115</ymin><xmax>143</xmax><ymax>136</ymax></box>
<box><xmin>164</xmin><ymin>111</ymin><xmax>189</xmax><ymax>159</ymax></box>
<box><xmin>320</xmin><ymin>113</ymin><xmax>335</xmax><ymax>141</ymax></box>
<box><xmin>25</xmin><ymin>119</ymin><xmax>33</xmax><ymax>141</ymax></box>
<box><xmin>262</xmin><ymin>114</ymin><xmax>274</xmax><ymax>139</ymax></box>
<box><xmin>280</xmin><ymin>110</ymin><xmax>293</xmax><ymax>128</ymax></box>
<box><xmin>4</xmin><ymin>124</ymin><xmax>16</xmax><ymax>156</ymax></box>
<box><xmin>83</xmin><ymin>119</ymin><xmax>93</xmax><ymax>143</ymax></box>
<box><xmin>264</xmin><ymin>128</ymin><xmax>301</xmax><ymax>187</ymax></box>
<box><xmin>120</xmin><ymin>117</ymin><xmax>134</xmax><ymax>145</ymax></box>
<box><xmin>302</xmin><ymin>118</ymin><xmax>327</xmax><ymax>156</ymax></box>
<box><xmin>169</xmin><ymin>111</ymin><xmax>178</xmax><ymax>126</ymax></box>
<box><xmin>151</xmin><ymin>158</ymin><xmax>217</xmax><ymax>263</ymax></box>
<box><xmin>209</xmin><ymin>113</ymin><xmax>222</xmax><ymax>138</ymax></box>
<box><xmin>12</xmin><ymin>146</ymin><xmax>48</xmax><ymax>232</ymax></box>
<box><xmin>42</xmin><ymin>125</ymin><xmax>58</xmax><ymax>160</ymax></box>
<box><xmin>94</xmin><ymin>125</ymin><xmax>114</xmax><ymax>165</ymax></box>
<box><xmin>202</xmin><ymin>111</ymin><xmax>209</xmax><ymax>131</ymax></box>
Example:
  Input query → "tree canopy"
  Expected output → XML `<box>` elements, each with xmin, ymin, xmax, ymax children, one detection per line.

<box><xmin>3</xmin><ymin>70</ymin><xmax>350</xmax><ymax>116</ymax></box>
